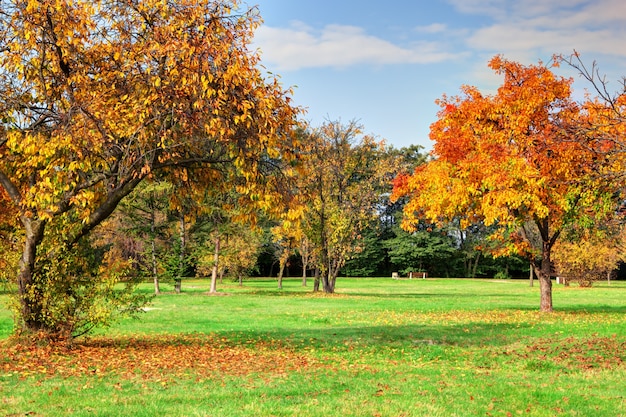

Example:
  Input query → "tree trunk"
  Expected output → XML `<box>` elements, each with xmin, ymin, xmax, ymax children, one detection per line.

<box><xmin>210</xmin><ymin>235</ymin><xmax>220</xmax><ymax>294</ymax></box>
<box><xmin>277</xmin><ymin>261</ymin><xmax>285</xmax><ymax>290</ymax></box>
<box><xmin>322</xmin><ymin>270</ymin><xmax>335</xmax><ymax>293</ymax></box>
<box><xmin>538</xmin><ymin>240</ymin><xmax>553</xmax><ymax>312</ymax></box>
<box><xmin>529</xmin><ymin>263</ymin><xmax>534</xmax><ymax>287</ymax></box>
<box><xmin>17</xmin><ymin>219</ymin><xmax>47</xmax><ymax>332</ymax></box>
<box><xmin>471</xmin><ymin>252</ymin><xmax>481</xmax><ymax>278</ymax></box>
<box><xmin>150</xmin><ymin>209</ymin><xmax>160</xmax><ymax>295</ymax></box>
<box><xmin>301</xmin><ymin>265</ymin><xmax>307</xmax><ymax>287</ymax></box>
<box><xmin>313</xmin><ymin>268</ymin><xmax>320</xmax><ymax>292</ymax></box>
<box><xmin>175</xmin><ymin>214</ymin><xmax>186</xmax><ymax>294</ymax></box>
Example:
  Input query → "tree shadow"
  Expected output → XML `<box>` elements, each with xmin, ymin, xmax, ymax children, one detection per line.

<box><xmin>211</xmin><ymin>321</ymin><xmax>533</xmax><ymax>351</ymax></box>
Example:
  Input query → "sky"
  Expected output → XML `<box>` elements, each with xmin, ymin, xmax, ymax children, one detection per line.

<box><xmin>249</xmin><ymin>0</ymin><xmax>626</xmax><ymax>151</ymax></box>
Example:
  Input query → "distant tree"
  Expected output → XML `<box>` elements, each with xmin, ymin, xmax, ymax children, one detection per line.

<box><xmin>118</xmin><ymin>181</ymin><xmax>172</xmax><ymax>295</ymax></box>
<box><xmin>552</xmin><ymin>223</ymin><xmax>626</xmax><ymax>287</ymax></box>
<box><xmin>299</xmin><ymin>121</ymin><xmax>396</xmax><ymax>293</ymax></box>
<box><xmin>343</xmin><ymin>226</ymin><xmax>388</xmax><ymax>277</ymax></box>
<box><xmin>385</xmin><ymin>225</ymin><xmax>458</xmax><ymax>277</ymax></box>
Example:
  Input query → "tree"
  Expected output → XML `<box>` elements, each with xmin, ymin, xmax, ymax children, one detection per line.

<box><xmin>272</xmin><ymin>220</ymin><xmax>298</xmax><ymax>289</ymax></box>
<box><xmin>219</xmin><ymin>225</ymin><xmax>263</xmax><ymax>286</ymax></box>
<box><xmin>117</xmin><ymin>181</ymin><xmax>172</xmax><ymax>295</ymax></box>
<box><xmin>299</xmin><ymin>121</ymin><xmax>395</xmax><ymax>293</ymax></box>
<box><xmin>0</xmin><ymin>0</ymin><xmax>298</xmax><ymax>338</ymax></box>
<box><xmin>385</xmin><ymin>224</ymin><xmax>458</xmax><ymax>277</ymax></box>
<box><xmin>393</xmin><ymin>56</ymin><xmax>622</xmax><ymax>311</ymax></box>
<box><xmin>552</xmin><ymin>224</ymin><xmax>626</xmax><ymax>287</ymax></box>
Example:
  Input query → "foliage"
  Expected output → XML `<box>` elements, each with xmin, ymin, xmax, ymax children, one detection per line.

<box><xmin>393</xmin><ymin>55</ymin><xmax>624</xmax><ymax>311</ymax></box>
<box><xmin>196</xmin><ymin>222</ymin><xmax>263</xmax><ymax>282</ymax></box>
<box><xmin>385</xmin><ymin>225</ymin><xmax>459</xmax><ymax>277</ymax></box>
<box><xmin>13</xmin><ymin>225</ymin><xmax>147</xmax><ymax>340</ymax></box>
<box><xmin>115</xmin><ymin>180</ymin><xmax>173</xmax><ymax>294</ymax></box>
<box><xmin>0</xmin><ymin>0</ymin><xmax>298</xmax><ymax>338</ymax></box>
<box><xmin>297</xmin><ymin>121</ymin><xmax>398</xmax><ymax>292</ymax></box>
<box><xmin>342</xmin><ymin>226</ymin><xmax>388</xmax><ymax>277</ymax></box>
<box><xmin>552</xmin><ymin>225</ymin><xmax>626</xmax><ymax>287</ymax></box>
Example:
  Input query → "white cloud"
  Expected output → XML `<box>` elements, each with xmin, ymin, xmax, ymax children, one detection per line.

<box><xmin>253</xmin><ymin>22</ymin><xmax>462</xmax><ymax>71</ymax></box>
<box><xmin>449</xmin><ymin>0</ymin><xmax>626</xmax><ymax>59</ymax></box>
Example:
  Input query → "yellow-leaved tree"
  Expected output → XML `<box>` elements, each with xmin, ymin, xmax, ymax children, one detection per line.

<box><xmin>0</xmin><ymin>0</ymin><xmax>299</xmax><ymax>339</ymax></box>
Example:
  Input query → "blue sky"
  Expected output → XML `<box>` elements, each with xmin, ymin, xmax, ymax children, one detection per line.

<box><xmin>250</xmin><ymin>0</ymin><xmax>626</xmax><ymax>150</ymax></box>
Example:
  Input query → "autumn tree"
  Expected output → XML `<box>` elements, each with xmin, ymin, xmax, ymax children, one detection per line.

<box><xmin>393</xmin><ymin>56</ymin><xmax>622</xmax><ymax>311</ymax></box>
<box><xmin>552</xmin><ymin>223</ymin><xmax>626</xmax><ymax>287</ymax></box>
<box><xmin>299</xmin><ymin>121</ymin><xmax>395</xmax><ymax>293</ymax></box>
<box><xmin>0</xmin><ymin>0</ymin><xmax>298</xmax><ymax>338</ymax></box>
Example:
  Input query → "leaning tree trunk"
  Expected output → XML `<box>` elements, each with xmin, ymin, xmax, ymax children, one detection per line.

<box><xmin>301</xmin><ymin>265</ymin><xmax>307</xmax><ymax>287</ymax></box>
<box><xmin>17</xmin><ymin>219</ymin><xmax>47</xmax><ymax>332</ymax></box>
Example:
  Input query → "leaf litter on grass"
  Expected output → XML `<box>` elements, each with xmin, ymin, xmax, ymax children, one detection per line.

<box><xmin>0</xmin><ymin>333</ymin><xmax>320</xmax><ymax>382</ymax></box>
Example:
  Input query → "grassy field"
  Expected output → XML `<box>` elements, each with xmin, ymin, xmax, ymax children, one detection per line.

<box><xmin>1</xmin><ymin>278</ymin><xmax>625</xmax><ymax>416</ymax></box>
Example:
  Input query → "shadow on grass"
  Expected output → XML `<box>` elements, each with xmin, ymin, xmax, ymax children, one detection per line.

<box><xmin>208</xmin><ymin>321</ymin><xmax>532</xmax><ymax>351</ymax></box>
<box><xmin>509</xmin><ymin>305</ymin><xmax>626</xmax><ymax>314</ymax></box>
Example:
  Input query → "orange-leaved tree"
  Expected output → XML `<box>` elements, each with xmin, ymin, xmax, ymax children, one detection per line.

<box><xmin>392</xmin><ymin>56</ymin><xmax>622</xmax><ymax>312</ymax></box>
<box><xmin>0</xmin><ymin>0</ymin><xmax>299</xmax><ymax>338</ymax></box>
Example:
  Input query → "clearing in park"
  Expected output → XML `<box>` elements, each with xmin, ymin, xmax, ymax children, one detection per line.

<box><xmin>1</xmin><ymin>277</ymin><xmax>625</xmax><ymax>417</ymax></box>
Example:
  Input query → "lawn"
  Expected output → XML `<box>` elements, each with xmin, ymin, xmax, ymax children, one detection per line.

<box><xmin>1</xmin><ymin>278</ymin><xmax>625</xmax><ymax>416</ymax></box>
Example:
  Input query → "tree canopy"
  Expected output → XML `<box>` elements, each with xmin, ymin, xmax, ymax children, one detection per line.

<box><xmin>0</xmin><ymin>0</ymin><xmax>299</xmax><ymax>338</ymax></box>
<box><xmin>393</xmin><ymin>56</ymin><xmax>624</xmax><ymax>311</ymax></box>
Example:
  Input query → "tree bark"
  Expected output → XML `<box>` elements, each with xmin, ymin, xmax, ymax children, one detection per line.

<box><xmin>538</xmin><ymin>240</ymin><xmax>553</xmax><ymax>312</ymax></box>
<box><xmin>529</xmin><ymin>263</ymin><xmax>534</xmax><ymax>287</ymax></box>
<box><xmin>471</xmin><ymin>252</ymin><xmax>481</xmax><ymax>278</ymax></box>
<box><xmin>17</xmin><ymin>218</ymin><xmax>47</xmax><ymax>331</ymax></box>
<box><xmin>210</xmin><ymin>235</ymin><xmax>220</xmax><ymax>293</ymax></box>
<box><xmin>175</xmin><ymin>214</ymin><xmax>186</xmax><ymax>294</ymax></box>
<box><xmin>277</xmin><ymin>261</ymin><xmax>285</xmax><ymax>290</ymax></box>
<box><xmin>150</xmin><ymin>208</ymin><xmax>160</xmax><ymax>295</ymax></box>
<box><xmin>313</xmin><ymin>268</ymin><xmax>320</xmax><ymax>292</ymax></box>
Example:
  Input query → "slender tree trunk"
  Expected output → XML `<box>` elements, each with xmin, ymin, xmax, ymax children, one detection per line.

<box><xmin>150</xmin><ymin>209</ymin><xmax>160</xmax><ymax>295</ymax></box>
<box><xmin>529</xmin><ymin>263</ymin><xmax>534</xmax><ymax>287</ymax></box>
<box><xmin>17</xmin><ymin>219</ymin><xmax>47</xmax><ymax>331</ymax></box>
<box><xmin>277</xmin><ymin>261</ymin><xmax>285</xmax><ymax>290</ymax></box>
<box><xmin>175</xmin><ymin>214</ymin><xmax>186</xmax><ymax>294</ymax></box>
<box><xmin>470</xmin><ymin>252</ymin><xmax>481</xmax><ymax>278</ymax></box>
<box><xmin>210</xmin><ymin>235</ymin><xmax>220</xmax><ymax>293</ymax></box>
<box><xmin>301</xmin><ymin>262</ymin><xmax>307</xmax><ymax>287</ymax></box>
<box><xmin>313</xmin><ymin>268</ymin><xmax>320</xmax><ymax>292</ymax></box>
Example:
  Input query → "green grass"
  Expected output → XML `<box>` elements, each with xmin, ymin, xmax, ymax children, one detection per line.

<box><xmin>1</xmin><ymin>278</ymin><xmax>626</xmax><ymax>416</ymax></box>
